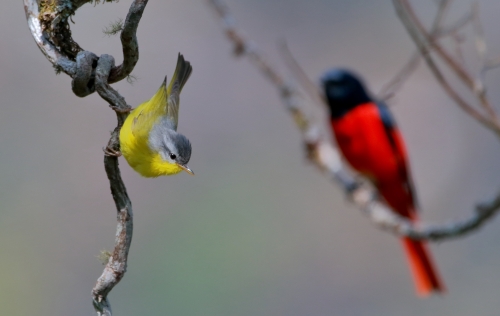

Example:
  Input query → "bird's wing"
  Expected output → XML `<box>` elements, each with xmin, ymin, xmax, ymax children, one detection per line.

<box><xmin>166</xmin><ymin>53</ymin><xmax>193</xmax><ymax>131</ymax></box>
<box><xmin>129</xmin><ymin>78</ymin><xmax>168</xmax><ymax>139</ymax></box>
<box><xmin>129</xmin><ymin>53</ymin><xmax>192</xmax><ymax>138</ymax></box>
<box><xmin>376</xmin><ymin>102</ymin><xmax>418</xmax><ymax>209</ymax></box>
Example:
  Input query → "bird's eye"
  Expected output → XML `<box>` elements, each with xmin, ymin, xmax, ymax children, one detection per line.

<box><xmin>169</xmin><ymin>153</ymin><xmax>177</xmax><ymax>160</ymax></box>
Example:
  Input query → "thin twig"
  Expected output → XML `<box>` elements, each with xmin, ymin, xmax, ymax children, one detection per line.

<box><xmin>278</xmin><ymin>40</ymin><xmax>326</xmax><ymax>106</ymax></box>
<box><xmin>483</xmin><ymin>56</ymin><xmax>500</xmax><ymax>72</ymax></box>
<box><xmin>392</xmin><ymin>0</ymin><xmax>500</xmax><ymax>136</ymax></box>
<box><xmin>469</xmin><ymin>1</ymin><xmax>499</xmax><ymax>119</ymax></box>
<box><xmin>379</xmin><ymin>0</ymin><xmax>449</xmax><ymax>101</ymax></box>
<box><xmin>208</xmin><ymin>0</ymin><xmax>500</xmax><ymax>241</ymax></box>
<box><xmin>394</xmin><ymin>0</ymin><xmax>500</xmax><ymax>132</ymax></box>
<box><xmin>378</xmin><ymin>51</ymin><xmax>421</xmax><ymax>101</ymax></box>
<box><xmin>434</xmin><ymin>12</ymin><xmax>473</xmax><ymax>37</ymax></box>
<box><xmin>399</xmin><ymin>0</ymin><xmax>475</xmax><ymax>87</ymax></box>
<box><xmin>451</xmin><ymin>31</ymin><xmax>467</xmax><ymax>68</ymax></box>
<box><xmin>472</xmin><ymin>2</ymin><xmax>487</xmax><ymax>67</ymax></box>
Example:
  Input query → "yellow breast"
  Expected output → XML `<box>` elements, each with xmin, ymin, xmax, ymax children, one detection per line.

<box><xmin>120</xmin><ymin>111</ymin><xmax>183</xmax><ymax>177</ymax></box>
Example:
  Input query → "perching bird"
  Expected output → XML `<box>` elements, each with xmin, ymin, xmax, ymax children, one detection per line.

<box><xmin>119</xmin><ymin>53</ymin><xmax>193</xmax><ymax>177</ymax></box>
<box><xmin>321</xmin><ymin>69</ymin><xmax>445</xmax><ymax>296</ymax></box>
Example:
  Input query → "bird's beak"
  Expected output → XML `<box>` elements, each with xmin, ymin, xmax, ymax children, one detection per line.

<box><xmin>177</xmin><ymin>163</ymin><xmax>194</xmax><ymax>175</ymax></box>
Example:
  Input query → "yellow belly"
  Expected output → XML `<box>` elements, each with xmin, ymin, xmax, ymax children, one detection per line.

<box><xmin>120</xmin><ymin>113</ymin><xmax>183</xmax><ymax>177</ymax></box>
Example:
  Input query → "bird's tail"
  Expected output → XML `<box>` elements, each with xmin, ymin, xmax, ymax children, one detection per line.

<box><xmin>401</xmin><ymin>238</ymin><xmax>445</xmax><ymax>296</ymax></box>
<box><xmin>142</xmin><ymin>54</ymin><xmax>193</xmax><ymax>122</ymax></box>
<box><xmin>167</xmin><ymin>53</ymin><xmax>193</xmax><ymax>96</ymax></box>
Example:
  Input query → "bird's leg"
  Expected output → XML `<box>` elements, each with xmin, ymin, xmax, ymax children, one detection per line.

<box><xmin>103</xmin><ymin>146</ymin><xmax>122</xmax><ymax>157</ymax></box>
<box><xmin>109</xmin><ymin>105</ymin><xmax>133</xmax><ymax>113</ymax></box>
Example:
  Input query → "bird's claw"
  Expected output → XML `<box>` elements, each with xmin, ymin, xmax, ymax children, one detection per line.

<box><xmin>110</xmin><ymin>105</ymin><xmax>133</xmax><ymax>113</ymax></box>
<box><xmin>103</xmin><ymin>146</ymin><xmax>122</xmax><ymax>157</ymax></box>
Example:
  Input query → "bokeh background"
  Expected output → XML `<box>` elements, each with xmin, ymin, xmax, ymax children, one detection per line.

<box><xmin>2</xmin><ymin>0</ymin><xmax>500</xmax><ymax>315</ymax></box>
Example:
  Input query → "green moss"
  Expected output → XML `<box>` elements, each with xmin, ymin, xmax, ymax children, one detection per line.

<box><xmin>103</xmin><ymin>18</ymin><xmax>124</xmax><ymax>36</ymax></box>
<box><xmin>38</xmin><ymin>1</ymin><xmax>82</xmax><ymax>60</ymax></box>
<box><xmin>53</xmin><ymin>64</ymin><xmax>64</xmax><ymax>75</ymax></box>
<box><xmin>96</xmin><ymin>249</ymin><xmax>113</xmax><ymax>265</ymax></box>
<box><xmin>37</xmin><ymin>0</ymin><xmax>120</xmax><ymax>62</ymax></box>
<box><xmin>88</xmin><ymin>0</ymin><xmax>119</xmax><ymax>5</ymax></box>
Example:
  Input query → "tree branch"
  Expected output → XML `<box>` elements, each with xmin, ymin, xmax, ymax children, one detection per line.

<box><xmin>207</xmin><ymin>0</ymin><xmax>500</xmax><ymax>241</ymax></box>
<box><xmin>353</xmin><ymin>185</ymin><xmax>500</xmax><ymax>241</ymax></box>
<box><xmin>23</xmin><ymin>0</ymin><xmax>148</xmax><ymax>96</ymax></box>
<box><xmin>277</xmin><ymin>40</ymin><xmax>327</xmax><ymax>107</ymax></box>
<box><xmin>91</xmin><ymin>55</ymin><xmax>133</xmax><ymax>316</ymax></box>
<box><xmin>108</xmin><ymin>0</ymin><xmax>149</xmax><ymax>84</ymax></box>
<box><xmin>392</xmin><ymin>0</ymin><xmax>500</xmax><ymax>134</ymax></box>
<box><xmin>378</xmin><ymin>0</ymin><xmax>450</xmax><ymax>101</ymax></box>
<box><xmin>24</xmin><ymin>0</ymin><xmax>77</xmax><ymax>76</ymax></box>
<box><xmin>24</xmin><ymin>1</ymin><xmax>147</xmax><ymax>315</ymax></box>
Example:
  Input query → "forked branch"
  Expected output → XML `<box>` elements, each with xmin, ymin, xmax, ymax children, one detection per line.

<box><xmin>392</xmin><ymin>0</ymin><xmax>500</xmax><ymax>135</ymax></box>
<box><xmin>208</xmin><ymin>0</ymin><xmax>500</xmax><ymax>241</ymax></box>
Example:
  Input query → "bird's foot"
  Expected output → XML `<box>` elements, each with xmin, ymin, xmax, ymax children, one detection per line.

<box><xmin>109</xmin><ymin>105</ymin><xmax>133</xmax><ymax>113</ymax></box>
<box><xmin>103</xmin><ymin>146</ymin><xmax>122</xmax><ymax>157</ymax></box>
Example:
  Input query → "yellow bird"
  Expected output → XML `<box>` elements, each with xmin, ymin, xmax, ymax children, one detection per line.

<box><xmin>119</xmin><ymin>53</ymin><xmax>193</xmax><ymax>177</ymax></box>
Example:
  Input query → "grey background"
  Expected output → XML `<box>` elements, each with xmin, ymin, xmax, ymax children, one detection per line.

<box><xmin>1</xmin><ymin>0</ymin><xmax>500</xmax><ymax>315</ymax></box>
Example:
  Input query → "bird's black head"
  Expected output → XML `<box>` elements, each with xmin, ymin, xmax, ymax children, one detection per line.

<box><xmin>321</xmin><ymin>69</ymin><xmax>372</xmax><ymax>119</ymax></box>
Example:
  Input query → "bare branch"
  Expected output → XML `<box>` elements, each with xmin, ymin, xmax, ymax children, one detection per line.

<box><xmin>393</xmin><ymin>0</ymin><xmax>500</xmax><ymax>134</ymax></box>
<box><xmin>398</xmin><ymin>0</ymin><xmax>475</xmax><ymax>88</ymax></box>
<box><xmin>24</xmin><ymin>1</ymin><xmax>147</xmax><ymax>315</ymax></box>
<box><xmin>72</xmin><ymin>51</ymin><xmax>99</xmax><ymax>97</ymax></box>
<box><xmin>207</xmin><ymin>0</ymin><xmax>500</xmax><ymax>241</ymax></box>
<box><xmin>108</xmin><ymin>0</ymin><xmax>149</xmax><ymax>84</ymax></box>
<box><xmin>91</xmin><ymin>57</ymin><xmax>133</xmax><ymax>316</ymax></box>
<box><xmin>465</xmin><ymin>1</ymin><xmax>500</xmax><ymax>120</ymax></box>
<box><xmin>278</xmin><ymin>40</ymin><xmax>327</xmax><ymax>106</ymax></box>
<box><xmin>378</xmin><ymin>0</ymin><xmax>450</xmax><ymax>101</ymax></box>
<box><xmin>434</xmin><ymin>11</ymin><xmax>473</xmax><ymax>37</ymax></box>
<box><xmin>378</xmin><ymin>51</ymin><xmax>421</xmax><ymax>101</ymax></box>
<box><xmin>392</xmin><ymin>0</ymin><xmax>500</xmax><ymax>135</ymax></box>
<box><xmin>451</xmin><ymin>31</ymin><xmax>467</xmax><ymax>68</ymax></box>
<box><xmin>472</xmin><ymin>2</ymin><xmax>487</xmax><ymax>66</ymax></box>
<box><xmin>483</xmin><ymin>56</ymin><xmax>500</xmax><ymax>72</ymax></box>
<box><xmin>354</xmin><ymin>186</ymin><xmax>500</xmax><ymax>241</ymax></box>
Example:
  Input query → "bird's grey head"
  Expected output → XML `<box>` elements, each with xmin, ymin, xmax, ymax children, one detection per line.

<box><xmin>163</xmin><ymin>131</ymin><xmax>191</xmax><ymax>164</ymax></box>
<box><xmin>149</xmin><ymin>122</ymin><xmax>193</xmax><ymax>174</ymax></box>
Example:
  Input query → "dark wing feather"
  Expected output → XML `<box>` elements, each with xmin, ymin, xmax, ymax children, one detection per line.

<box><xmin>376</xmin><ymin>102</ymin><xmax>419</xmax><ymax>209</ymax></box>
<box><xmin>166</xmin><ymin>53</ymin><xmax>193</xmax><ymax>131</ymax></box>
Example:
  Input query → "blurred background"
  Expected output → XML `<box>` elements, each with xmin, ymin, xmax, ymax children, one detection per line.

<box><xmin>2</xmin><ymin>0</ymin><xmax>500</xmax><ymax>315</ymax></box>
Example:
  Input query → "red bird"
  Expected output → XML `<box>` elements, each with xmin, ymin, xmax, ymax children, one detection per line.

<box><xmin>321</xmin><ymin>69</ymin><xmax>445</xmax><ymax>296</ymax></box>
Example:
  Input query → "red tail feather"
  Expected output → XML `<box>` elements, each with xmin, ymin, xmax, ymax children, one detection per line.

<box><xmin>401</xmin><ymin>238</ymin><xmax>445</xmax><ymax>296</ymax></box>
